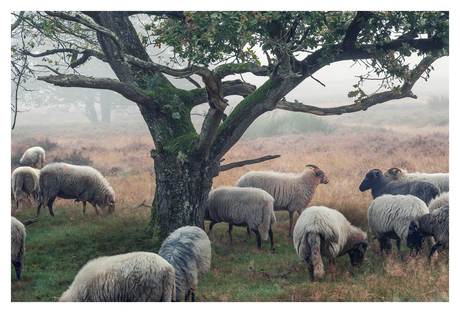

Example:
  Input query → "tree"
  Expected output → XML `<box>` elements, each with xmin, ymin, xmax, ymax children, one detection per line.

<box><xmin>11</xmin><ymin>11</ymin><xmax>448</xmax><ymax>239</ymax></box>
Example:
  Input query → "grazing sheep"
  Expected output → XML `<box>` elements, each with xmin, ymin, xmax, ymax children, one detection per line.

<box><xmin>11</xmin><ymin>217</ymin><xmax>26</xmax><ymax>281</ymax></box>
<box><xmin>158</xmin><ymin>226</ymin><xmax>211</xmax><ymax>302</ymax></box>
<box><xmin>19</xmin><ymin>146</ymin><xmax>45</xmax><ymax>169</ymax></box>
<box><xmin>359</xmin><ymin>169</ymin><xmax>440</xmax><ymax>206</ymax></box>
<box><xmin>236</xmin><ymin>164</ymin><xmax>329</xmax><ymax>236</ymax></box>
<box><xmin>293</xmin><ymin>206</ymin><xmax>368</xmax><ymax>281</ymax></box>
<box><xmin>37</xmin><ymin>163</ymin><xmax>115</xmax><ymax>216</ymax></box>
<box><xmin>428</xmin><ymin>192</ymin><xmax>449</xmax><ymax>213</ymax></box>
<box><xmin>11</xmin><ymin>166</ymin><xmax>40</xmax><ymax>209</ymax></box>
<box><xmin>384</xmin><ymin>167</ymin><xmax>449</xmax><ymax>193</ymax></box>
<box><xmin>367</xmin><ymin>194</ymin><xmax>435</xmax><ymax>255</ymax></box>
<box><xmin>205</xmin><ymin>186</ymin><xmax>276</xmax><ymax>252</ymax></box>
<box><xmin>59</xmin><ymin>252</ymin><xmax>176</xmax><ymax>302</ymax></box>
<box><xmin>407</xmin><ymin>205</ymin><xmax>449</xmax><ymax>261</ymax></box>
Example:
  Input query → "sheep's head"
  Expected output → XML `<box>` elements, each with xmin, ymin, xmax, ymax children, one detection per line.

<box><xmin>306</xmin><ymin>165</ymin><xmax>329</xmax><ymax>184</ymax></box>
<box><xmin>358</xmin><ymin>169</ymin><xmax>381</xmax><ymax>192</ymax></box>
<box><xmin>384</xmin><ymin>167</ymin><xmax>403</xmax><ymax>181</ymax></box>
<box><xmin>406</xmin><ymin>219</ymin><xmax>424</xmax><ymax>250</ymax></box>
<box><xmin>347</xmin><ymin>240</ymin><xmax>368</xmax><ymax>267</ymax></box>
<box><xmin>103</xmin><ymin>193</ymin><xmax>115</xmax><ymax>214</ymax></box>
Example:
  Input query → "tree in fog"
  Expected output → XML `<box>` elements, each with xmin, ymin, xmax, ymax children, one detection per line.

<box><xmin>11</xmin><ymin>11</ymin><xmax>448</xmax><ymax>238</ymax></box>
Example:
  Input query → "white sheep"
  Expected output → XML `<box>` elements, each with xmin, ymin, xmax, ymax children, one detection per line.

<box><xmin>205</xmin><ymin>186</ymin><xmax>276</xmax><ymax>252</ymax></box>
<box><xmin>19</xmin><ymin>146</ymin><xmax>45</xmax><ymax>169</ymax></box>
<box><xmin>428</xmin><ymin>192</ymin><xmax>449</xmax><ymax>213</ymax></box>
<box><xmin>236</xmin><ymin>164</ymin><xmax>329</xmax><ymax>236</ymax></box>
<box><xmin>367</xmin><ymin>194</ymin><xmax>436</xmax><ymax>255</ymax></box>
<box><xmin>407</xmin><ymin>205</ymin><xmax>449</xmax><ymax>260</ymax></box>
<box><xmin>384</xmin><ymin>167</ymin><xmax>449</xmax><ymax>193</ymax></box>
<box><xmin>158</xmin><ymin>226</ymin><xmax>211</xmax><ymax>302</ymax></box>
<box><xmin>11</xmin><ymin>166</ymin><xmax>41</xmax><ymax>209</ymax></box>
<box><xmin>293</xmin><ymin>206</ymin><xmax>368</xmax><ymax>281</ymax></box>
<box><xmin>37</xmin><ymin>163</ymin><xmax>115</xmax><ymax>216</ymax></box>
<box><xmin>11</xmin><ymin>217</ymin><xmax>26</xmax><ymax>281</ymax></box>
<box><xmin>59</xmin><ymin>252</ymin><xmax>176</xmax><ymax>302</ymax></box>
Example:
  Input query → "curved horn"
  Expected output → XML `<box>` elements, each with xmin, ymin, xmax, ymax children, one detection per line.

<box><xmin>306</xmin><ymin>164</ymin><xmax>318</xmax><ymax>169</ymax></box>
<box><xmin>354</xmin><ymin>240</ymin><xmax>368</xmax><ymax>251</ymax></box>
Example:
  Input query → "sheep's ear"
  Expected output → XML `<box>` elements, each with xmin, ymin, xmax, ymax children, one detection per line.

<box><xmin>315</xmin><ymin>169</ymin><xmax>324</xmax><ymax>176</ymax></box>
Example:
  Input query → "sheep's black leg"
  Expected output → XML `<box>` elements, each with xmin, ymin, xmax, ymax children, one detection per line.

<box><xmin>288</xmin><ymin>211</ymin><xmax>295</xmax><ymax>237</ymax></box>
<box><xmin>208</xmin><ymin>221</ymin><xmax>216</xmax><ymax>234</ymax></box>
<box><xmin>378</xmin><ymin>237</ymin><xmax>392</xmax><ymax>255</ymax></box>
<box><xmin>228</xmin><ymin>224</ymin><xmax>234</xmax><ymax>245</ymax></box>
<box><xmin>246</xmin><ymin>227</ymin><xmax>253</xmax><ymax>237</ymax></box>
<box><xmin>269</xmin><ymin>228</ymin><xmax>275</xmax><ymax>253</ymax></box>
<box><xmin>12</xmin><ymin>261</ymin><xmax>21</xmax><ymax>281</ymax></box>
<box><xmin>428</xmin><ymin>241</ymin><xmax>443</xmax><ymax>261</ymax></box>
<box><xmin>252</xmin><ymin>228</ymin><xmax>262</xmax><ymax>250</ymax></box>
<box><xmin>191</xmin><ymin>291</ymin><xmax>195</xmax><ymax>302</ymax></box>
<box><xmin>47</xmin><ymin>196</ymin><xmax>56</xmax><ymax>217</ymax></box>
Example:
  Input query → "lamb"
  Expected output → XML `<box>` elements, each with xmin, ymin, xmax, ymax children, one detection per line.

<box><xmin>293</xmin><ymin>206</ymin><xmax>368</xmax><ymax>281</ymax></box>
<box><xmin>407</xmin><ymin>205</ymin><xmax>449</xmax><ymax>261</ymax></box>
<box><xmin>428</xmin><ymin>192</ymin><xmax>449</xmax><ymax>213</ymax></box>
<box><xmin>19</xmin><ymin>146</ymin><xmax>45</xmax><ymax>169</ymax></box>
<box><xmin>359</xmin><ymin>169</ymin><xmax>440</xmax><ymax>206</ymax></box>
<box><xmin>11</xmin><ymin>217</ymin><xmax>26</xmax><ymax>281</ymax></box>
<box><xmin>158</xmin><ymin>226</ymin><xmax>211</xmax><ymax>302</ymax></box>
<box><xmin>236</xmin><ymin>164</ymin><xmax>329</xmax><ymax>237</ymax></box>
<box><xmin>367</xmin><ymin>194</ymin><xmax>435</xmax><ymax>255</ymax></box>
<box><xmin>384</xmin><ymin>167</ymin><xmax>449</xmax><ymax>193</ymax></box>
<box><xmin>11</xmin><ymin>166</ymin><xmax>41</xmax><ymax>209</ymax></box>
<box><xmin>59</xmin><ymin>252</ymin><xmax>176</xmax><ymax>302</ymax></box>
<box><xmin>37</xmin><ymin>163</ymin><xmax>115</xmax><ymax>216</ymax></box>
<box><xmin>205</xmin><ymin>186</ymin><xmax>276</xmax><ymax>252</ymax></box>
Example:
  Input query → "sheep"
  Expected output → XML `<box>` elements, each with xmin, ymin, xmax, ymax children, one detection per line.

<box><xmin>11</xmin><ymin>217</ymin><xmax>26</xmax><ymax>281</ymax></box>
<box><xmin>428</xmin><ymin>192</ymin><xmax>449</xmax><ymax>213</ymax></box>
<box><xmin>293</xmin><ymin>206</ymin><xmax>368</xmax><ymax>281</ymax></box>
<box><xmin>205</xmin><ymin>186</ymin><xmax>276</xmax><ymax>252</ymax></box>
<box><xmin>59</xmin><ymin>251</ymin><xmax>176</xmax><ymax>302</ymax></box>
<box><xmin>367</xmin><ymin>194</ymin><xmax>435</xmax><ymax>255</ymax></box>
<box><xmin>359</xmin><ymin>169</ymin><xmax>440</xmax><ymax>206</ymax></box>
<box><xmin>19</xmin><ymin>146</ymin><xmax>45</xmax><ymax>169</ymax></box>
<box><xmin>11</xmin><ymin>166</ymin><xmax>40</xmax><ymax>209</ymax></box>
<box><xmin>407</xmin><ymin>205</ymin><xmax>449</xmax><ymax>261</ymax></box>
<box><xmin>384</xmin><ymin>167</ymin><xmax>449</xmax><ymax>193</ymax></box>
<box><xmin>158</xmin><ymin>226</ymin><xmax>211</xmax><ymax>302</ymax></box>
<box><xmin>236</xmin><ymin>164</ymin><xmax>329</xmax><ymax>237</ymax></box>
<box><xmin>37</xmin><ymin>163</ymin><xmax>115</xmax><ymax>216</ymax></box>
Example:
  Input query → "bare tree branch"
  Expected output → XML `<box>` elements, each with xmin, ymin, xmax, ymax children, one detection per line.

<box><xmin>37</xmin><ymin>74</ymin><xmax>154</xmax><ymax>107</ymax></box>
<box><xmin>217</xmin><ymin>155</ymin><xmax>281</xmax><ymax>176</ymax></box>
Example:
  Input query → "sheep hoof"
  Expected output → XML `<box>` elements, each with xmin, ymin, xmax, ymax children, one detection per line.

<box><xmin>271</xmin><ymin>248</ymin><xmax>276</xmax><ymax>254</ymax></box>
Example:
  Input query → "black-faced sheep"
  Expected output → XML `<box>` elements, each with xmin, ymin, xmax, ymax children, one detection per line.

<box><xmin>19</xmin><ymin>146</ymin><xmax>45</xmax><ymax>169</ymax></box>
<box><xmin>407</xmin><ymin>205</ymin><xmax>449</xmax><ymax>261</ymax></box>
<box><xmin>293</xmin><ymin>206</ymin><xmax>368</xmax><ymax>281</ymax></box>
<box><xmin>11</xmin><ymin>217</ymin><xmax>26</xmax><ymax>281</ymax></box>
<box><xmin>428</xmin><ymin>192</ymin><xmax>449</xmax><ymax>213</ymax></box>
<box><xmin>236</xmin><ymin>164</ymin><xmax>329</xmax><ymax>237</ymax></box>
<box><xmin>359</xmin><ymin>169</ymin><xmax>440</xmax><ymax>206</ymax></box>
<box><xmin>11</xmin><ymin>166</ymin><xmax>40</xmax><ymax>209</ymax></box>
<box><xmin>59</xmin><ymin>252</ymin><xmax>176</xmax><ymax>302</ymax></box>
<box><xmin>205</xmin><ymin>186</ymin><xmax>276</xmax><ymax>252</ymax></box>
<box><xmin>158</xmin><ymin>226</ymin><xmax>211</xmax><ymax>302</ymax></box>
<box><xmin>384</xmin><ymin>167</ymin><xmax>449</xmax><ymax>193</ymax></box>
<box><xmin>367</xmin><ymin>194</ymin><xmax>435</xmax><ymax>255</ymax></box>
<box><xmin>37</xmin><ymin>163</ymin><xmax>115</xmax><ymax>216</ymax></box>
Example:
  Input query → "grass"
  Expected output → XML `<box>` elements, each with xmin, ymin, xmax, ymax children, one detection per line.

<box><xmin>10</xmin><ymin>106</ymin><xmax>449</xmax><ymax>302</ymax></box>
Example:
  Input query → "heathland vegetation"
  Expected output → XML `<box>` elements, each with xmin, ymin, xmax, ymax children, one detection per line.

<box><xmin>10</xmin><ymin>97</ymin><xmax>449</xmax><ymax>302</ymax></box>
